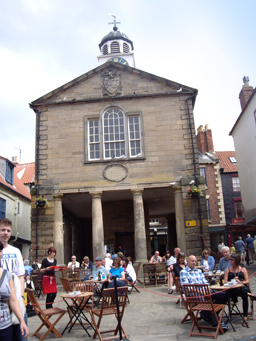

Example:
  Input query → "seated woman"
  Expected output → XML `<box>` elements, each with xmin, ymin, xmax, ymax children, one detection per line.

<box><xmin>108</xmin><ymin>257</ymin><xmax>126</xmax><ymax>288</ymax></box>
<box><xmin>122</xmin><ymin>258</ymin><xmax>136</xmax><ymax>283</ymax></box>
<box><xmin>173</xmin><ymin>252</ymin><xmax>186</xmax><ymax>277</ymax></box>
<box><xmin>224</xmin><ymin>253</ymin><xmax>253</xmax><ymax>326</ymax></box>
<box><xmin>81</xmin><ymin>256</ymin><xmax>93</xmax><ymax>270</ymax></box>
<box><xmin>200</xmin><ymin>250</ymin><xmax>215</xmax><ymax>272</ymax></box>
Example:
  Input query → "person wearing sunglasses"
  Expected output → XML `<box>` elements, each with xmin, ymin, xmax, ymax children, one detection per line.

<box><xmin>200</xmin><ymin>250</ymin><xmax>215</xmax><ymax>272</ymax></box>
<box><xmin>224</xmin><ymin>253</ymin><xmax>256</xmax><ymax>327</ymax></box>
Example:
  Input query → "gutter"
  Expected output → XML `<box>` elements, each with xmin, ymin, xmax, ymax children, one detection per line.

<box><xmin>29</xmin><ymin>104</ymin><xmax>41</xmax><ymax>259</ymax></box>
<box><xmin>185</xmin><ymin>91</ymin><xmax>204</xmax><ymax>252</ymax></box>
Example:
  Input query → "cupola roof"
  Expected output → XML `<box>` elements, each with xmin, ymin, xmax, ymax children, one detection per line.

<box><xmin>99</xmin><ymin>17</ymin><xmax>134</xmax><ymax>50</ymax></box>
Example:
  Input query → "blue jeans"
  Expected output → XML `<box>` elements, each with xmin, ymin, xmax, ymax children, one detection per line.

<box><xmin>0</xmin><ymin>325</ymin><xmax>13</xmax><ymax>341</ymax></box>
<box><xmin>108</xmin><ymin>280</ymin><xmax>126</xmax><ymax>288</ymax></box>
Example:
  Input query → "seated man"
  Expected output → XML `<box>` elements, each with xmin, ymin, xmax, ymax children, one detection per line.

<box><xmin>149</xmin><ymin>251</ymin><xmax>162</xmax><ymax>264</ymax></box>
<box><xmin>105</xmin><ymin>253</ymin><xmax>113</xmax><ymax>271</ymax></box>
<box><xmin>84</xmin><ymin>257</ymin><xmax>108</xmax><ymax>281</ymax></box>
<box><xmin>67</xmin><ymin>255</ymin><xmax>80</xmax><ymax>268</ymax></box>
<box><xmin>167</xmin><ymin>247</ymin><xmax>181</xmax><ymax>294</ymax></box>
<box><xmin>24</xmin><ymin>259</ymin><xmax>33</xmax><ymax>276</ymax></box>
<box><xmin>180</xmin><ymin>255</ymin><xmax>228</xmax><ymax>329</ymax></box>
<box><xmin>218</xmin><ymin>247</ymin><xmax>231</xmax><ymax>272</ymax></box>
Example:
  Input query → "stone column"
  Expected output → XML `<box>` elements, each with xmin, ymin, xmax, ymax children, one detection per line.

<box><xmin>132</xmin><ymin>189</ymin><xmax>148</xmax><ymax>262</ymax></box>
<box><xmin>90</xmin><ymin>192</ymin><xmax>104</xmax><ymax>260</ymax></box>
<box><xmin>53</xmin><ymin>194</ymin><xmax>64</xmax><ymax>265</ymax></box>
<box><xmin>173</xmin><ymin>187</ymin><xmax>187</xmax><ymax>255</ymax></box>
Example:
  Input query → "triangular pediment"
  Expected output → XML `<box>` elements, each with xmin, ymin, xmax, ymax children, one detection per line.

<box><xmin>31</xmin><ymin>61</ymin><xmax>197</xmax><ymax>106</ymax></box>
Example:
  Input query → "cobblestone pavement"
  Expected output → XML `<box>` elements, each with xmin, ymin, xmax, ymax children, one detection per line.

<box><xmin>26</xmin><ymin>263</ymin><xmax>256</xmax><ymax>341</ymax></box>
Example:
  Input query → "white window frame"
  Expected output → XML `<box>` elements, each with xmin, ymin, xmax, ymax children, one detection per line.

<box><xmin>85</xmin><ymin>106</ymin><xmax>144</xmax><ymax>162</ymax></box>
<box><xmin>232</xmin><ymin>176</ymin><xmax>240</xmax><ymax>192</ymax></box>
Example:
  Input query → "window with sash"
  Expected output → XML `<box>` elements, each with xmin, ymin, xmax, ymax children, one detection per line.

<box><xmin>86</xmin><ymin>107</ymin><xmax>143</xmax><ymax>162</ymax></box>
<box><xmin>0</xmin><ymin>198</ymin><xmax>6</xmax><ymax>218</ymax></box>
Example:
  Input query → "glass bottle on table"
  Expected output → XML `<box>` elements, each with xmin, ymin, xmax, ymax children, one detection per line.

<box><xmin>98</xmin><ymin>271</ymin><xmax>101</xmax><ymax>281</ymax></box>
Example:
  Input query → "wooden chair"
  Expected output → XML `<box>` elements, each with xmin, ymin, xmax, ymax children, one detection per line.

<box><xmin>60</xmin><ymin>277</ymin><xmax>73</xmax><ymax>292</ymax></box>
<box><xmin>143</xmin><ymin>263</ymin><xmax>156</xmax><ymax>286</ymax></box>
<box><xmin>60</xmin><ymin>278</ymin><xmax>94</xmax><ymax>327</ymax></box>
<box><xmin>133</xmin><ymin>262</ymin><xmax>143</xmax><ymax>285</ymax></box>
<box><xmin>90</xmin><ymin>287</ymin><xmax>128</xmax><ymax>341</ymax></box>
<box><xmin>72</xmin><ymin>281</ymin><xmax>95</xmax><ymax>309</ymax></box>
<box><xmin>31</xmin><ymin>270</ymin><xmax>44</xmax><ymax>299</ymax></box>
<box><xmin>182</xmin><ymin>284</ymin><xmax>225</xmax><ymax>339</ymax></box>
<box><xmin>173</xmin><ymin>276</ymin><xmax>193</xmax><ymax>324</ymax></box>
<box><xmin>26</xmin><ymin>288</ymin><xmax>66</xmax><ymax>341</ymax></box>
<box><xmin>155</xmin><ymin>263</ymin><xmax>168</xmax><ymax>285</ymax></box>
<box><xmin>79</xmin><ymin>268</ymin><xmax>91</xmax><ymax>281</ymax></box>
<box><xmin>61</xmin><ymin>268</ymin><xmax>74</xmax><ymax>282</ymax></box>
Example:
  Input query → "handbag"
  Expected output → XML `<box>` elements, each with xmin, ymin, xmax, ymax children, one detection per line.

<box><xmin>11</xmin><ymin>273</ymin><xmax>26</xmax><ymax>325</ymax></box>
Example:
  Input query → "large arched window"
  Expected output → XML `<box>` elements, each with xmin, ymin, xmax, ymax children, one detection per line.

<box><xmin>103</xmin><ymin>108</ymin><xmax>125</xmax><ymax>159</ymax></box>
<box><xmin>86</xmin><ymin>107</ymin><xmax>143</xmax><ymax>161</ymax></box>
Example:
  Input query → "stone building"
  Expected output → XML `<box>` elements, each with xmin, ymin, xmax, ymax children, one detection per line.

<box><xmin>29</xmin><ymin>23</ymin><xmax>208</xmax><ymax>265</ymax></box>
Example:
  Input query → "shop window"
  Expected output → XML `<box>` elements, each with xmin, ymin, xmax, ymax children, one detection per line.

<box><xmin>234</xmin><ymin>199</ymin><xmax>244</xmax><ymax>218</ymax></box>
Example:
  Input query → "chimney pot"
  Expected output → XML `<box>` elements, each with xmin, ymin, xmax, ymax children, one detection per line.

<box><xmin>239</xmin><ymin>76</ymin><xmax>254</xmax><ymax>110</ymax></box>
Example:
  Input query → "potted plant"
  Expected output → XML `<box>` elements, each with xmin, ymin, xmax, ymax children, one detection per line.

<box><xmin>187</xmin><ymin>185</ymin><xmax>203</xmax><ymax>198</ymax></box>
<box><xmin>34</xmin><ymin>196</ymin><xmax>49</xmax><ymax>207</ymax></box>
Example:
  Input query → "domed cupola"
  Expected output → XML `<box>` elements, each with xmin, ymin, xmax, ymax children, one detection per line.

<box><xmin>97</xmin><ymin>16</ymin><xmax>135</xmax><ymax>67</ymax></box>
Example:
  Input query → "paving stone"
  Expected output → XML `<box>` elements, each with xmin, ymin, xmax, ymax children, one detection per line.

<box><xmin>27</xmin><ymin>263</ymin><xmax>256</xmax><ymax>340</ymax></box>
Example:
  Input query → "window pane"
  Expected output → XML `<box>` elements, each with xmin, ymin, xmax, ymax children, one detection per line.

<box><xmin>128</xmin><ymin>115</ymin><xmax>141</xmax><ymax>157</ymax></box>
<box><xmin>88</xmin><ymin>119</ymin><xmax>100</xmax><ymax>160</ymax></box>
<box><xmin>103</xmin><ymin>108</ymin><xmax>126</xmax><ymax>159</ymax></box>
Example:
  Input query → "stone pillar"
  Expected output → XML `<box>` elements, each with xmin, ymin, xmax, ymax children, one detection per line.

<box><xmin>132</xmin><ymin>189</ymin><xmax>148</xmax><ymax>262</ymax></box>
<box><xmin>53</xmin><ymin>194</ymin><xmax>64</xmax><ymax>265</ymax></box>
<box><xmin>90</xmin><ymin>192</ymin><xmax>104</xmax><ymax>260</ymax></box>
<box><xmin>173</xmin><ymin>187</ymin><xmax>187</xmax><ymax>255</ymax></box>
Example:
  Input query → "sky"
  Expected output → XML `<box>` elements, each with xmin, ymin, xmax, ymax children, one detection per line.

<box><xmin>0</xmin><ymin>0</ymin><xmax>256</xmax><ymax>164</ymax></box>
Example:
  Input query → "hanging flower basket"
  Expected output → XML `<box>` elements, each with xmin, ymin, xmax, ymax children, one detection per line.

<box><xmin>186</xmin><ymin>185</ymin><xmax>203</xmax><ymax>198</ymax></box>
<box><xmin>34</xmin><ymin>196</ymin><xmax>49</xmax><ymax>207</ymax></box>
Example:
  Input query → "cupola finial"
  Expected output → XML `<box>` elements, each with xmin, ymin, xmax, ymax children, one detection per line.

<box><xmin>108</xmin><ymin>14</ymin><xmax>121</xmax><ymax>31</ymax></box>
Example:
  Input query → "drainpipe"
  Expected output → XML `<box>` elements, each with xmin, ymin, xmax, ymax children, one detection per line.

<box><xmin>29</xmin><ymin>104</ymin><xmax>41</xmax><ymax>260</ymax></box>
<box><xmin>185</xmin><ymin>92</ymin><xmax>204</xmax><ymax>252</ymax></box>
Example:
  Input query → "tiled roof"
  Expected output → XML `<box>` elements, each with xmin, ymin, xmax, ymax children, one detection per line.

<box><xmin>0</xmin><ymin>158</ymin><xmax>35</xmax><ymax>200</ymax></box>
<box><xmin>215</xmin><ymin>151</ymin><xmax>238</xmax><ymax>173</ymax></box>
<box><xmin>15</xmin><ymin>163</ymin><xmax>35</xmax><ymax>184</ymax></box>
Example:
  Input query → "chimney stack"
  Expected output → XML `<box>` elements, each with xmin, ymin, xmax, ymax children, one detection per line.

<box><xmin>196</xmin><ymin>125</ymin><xmax>214</xmax><ymax>153</ymax></box>
<box><xmin>239</xmin><ymin>76</ymin><xmax>254</xmax><ymax>110</ymax></box>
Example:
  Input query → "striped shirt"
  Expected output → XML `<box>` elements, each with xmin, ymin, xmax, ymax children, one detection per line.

<box><xmin>180</xmin><ymin>266</ymin><xmax>208</xmax><ymax>286</ymax></box>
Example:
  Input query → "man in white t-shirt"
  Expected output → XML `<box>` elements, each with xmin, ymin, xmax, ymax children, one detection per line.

<box><xmin>105</xmin><ymin>253</ymin><xmax>113</xmax><ymax>271</ymax></box>
<box><xmin>67</xmin><ymin>255</ymin><xmax>80</xmax><ymax>268</ymax></box>
<box><xmin>167</xmin><ymin>247</ymin><xmax>181</xmax><ymax>294</ymax></box>
<box><xmin>0</xmin><ymin>218</ymin><xmax>26</xmax><ymax>340</ymax></box>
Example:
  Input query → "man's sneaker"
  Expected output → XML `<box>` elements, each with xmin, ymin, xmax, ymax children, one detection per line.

<box><xmin>221</xmin><ymin>322</ymin><xmax>229</xmax><ymax>332</ymax></box>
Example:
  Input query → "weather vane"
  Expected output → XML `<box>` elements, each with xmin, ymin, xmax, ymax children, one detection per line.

<box><xmin>108</xmin><ymin>14</ymin><xmax>121</xmax><ymax>31</ymax></box>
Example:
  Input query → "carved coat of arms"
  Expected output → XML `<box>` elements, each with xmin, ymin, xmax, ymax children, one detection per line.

<box><xmin>102</xmin><ymin>69</ymin><xmax>122</xmax><ymax>96</ymax></box>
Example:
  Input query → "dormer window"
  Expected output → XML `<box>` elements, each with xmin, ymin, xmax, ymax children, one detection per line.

<box><xmin>102</xmin><ymin>44</ymin><xmax>108</xmax><ymax>55</ymax></box>
<box><xmin>229</xmin><ymin>156</ymin><xmax>237</xmax><ymax>163</ymax></box>
<box><xmin>110</xmin><ymin>42</ymin><xmax>120</xmax><ymax>54</ymax></box>
<box><xmin>5</xmin><ymin>161</ymin><xmax>14</xmax><ymax>185</ymax></box>
<box><xmin>123</xmin><ymin>43</ymin><xmax>129</xmax><ymax>53</ymax></box>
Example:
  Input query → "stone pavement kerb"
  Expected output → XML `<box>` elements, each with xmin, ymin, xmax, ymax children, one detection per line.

<box><xmin>27</xmin><ymin>263</ymin><xmax>256</xmax><ymax>341</ymax></box>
